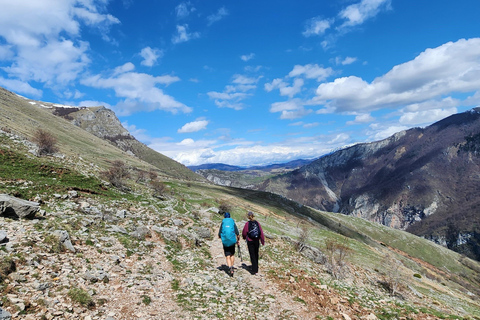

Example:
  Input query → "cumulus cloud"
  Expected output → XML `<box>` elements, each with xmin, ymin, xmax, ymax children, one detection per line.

<box><xmin>335</xmin><ymin>56</ymin><xmax>358</xmax><ymax>65</ymax></box>
<box><xmin>316</xmin><ymin>38</ymin><xmax>480</xmax><ymax>112</ymax></box>
<box><xmin>303</xmin><ymin>17</ymin><xmax>333</xmax><ymax>37</ymax></box>
<box><xmin>0</xmin><ymin>77</ymin><xmax>42</xmax><ymax>97</ymax></box>
<box><xmin>339</xmin><ymin>0</ymin><xmax>391</xmax><ymax>29</ymax></box>
<box><xmin>81</xmin><ymin>63</ymin><xmax>191</xmax><ymax>115</ymax></box>
<box><xmin>265</xmin><ymin>78</ymin><xmax>304</xmax><ymax>98</ymax></box>
<box><xmin>207</xmin><ymin>7</ymin><xmax>229</xmax><ymax>26</ymax></box>
<box><xmin>140</xmin><ymin>47</ymin><xmax>163</xmax><ymax>67</ymax></box>
<box><xmin>172</xmin><ymin>24</ymin><xmax>200</xmax><ymax>44</ymax></box>
<box><xmin>175</xmin><ymin>2</ymin><xmax>195</xmax><ymax>19</ymax></box>
<box><xmin>0</xmin><ymin>0</ymin><xmax>118</xmax><ymax>89</ymax></box>
<box><xmin>207</xmin><ymin>74</ymin><xmax>259</xmax><ymax>110</ymax></box>
<box><xmin>346</xmin><ymin>113</ymin><xmax>375</xmax><ymax>125</ymax></box>
<box><xmin>178</xmin><ymin>119</ymin><xmax>209</xmax><ymax>133</ymax></box>
<box><xmin>289</xmin><ymin>64</ymin><xmax>334</xmax><ymax>81</ymax></box>
<box><xmin>303</xmin><ymin>0</ymin><xmax>391</xmax><ymax>48</ymax></box>
<box><xmin>241</xmin><ymin>53</ymin><xmax>255</xmax><ymax>62</ymax></box>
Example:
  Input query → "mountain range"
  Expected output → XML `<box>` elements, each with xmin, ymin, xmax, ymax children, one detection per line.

<box><xmin>256</xmin><ymin>109</ymin><xmax>480</xmax><ymax>261</ymax></box>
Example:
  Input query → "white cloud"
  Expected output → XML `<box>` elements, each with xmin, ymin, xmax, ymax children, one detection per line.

<box><xmin>140</xmin><ymin>47</ymin><xmax>163</xmax><ymax>67</ymax></box>
<box><xmin>368</xmin><ymin>123</ymin><xmax>409</xmax><ymax>141</ymax></box>
<box><xmin>81</xmin><ymin>65</ymin><xmax>191</xmax><ymax>115</ymax></box>
<box><xmin>240</xmin><ymin>53</ymin><xmax>255</xmax><ymax>62</ymax></box>
<box><xmin>316</xmin><ymin>38</ymin><xmax>480</xmax><ymax>112</ymax></box>
<box><xmin>175</xmin><ymin>2</ymin><xmax>195</xmax><ymax>19</ymax></box>
<box><xmin>207</xmin><ymin>7</ymin><xmax>229</xmax><ymax>26</ymax></box>
<box><xmin>178</xmin><ymin>119</ymin><xmax>209</xmax><ymax>133</ymax></box>
<box><xmin>0</xmin><ymin>0</ymin><xmax>118</xmax><ymax>87</ymax></box>
<box><xmin>346</xmin><ymin>113</ymin><xmax>375</xmax><ymax>125</ymax></box>
<box><xmin>265</xmin><ymin>78</ymin><xmax>304</xmax><ymax>98</ymax></box>
<box><xmin>303</xmin><ymin>17</ymin><xmax>333</xmax><ymax>37</ymax></box>
<box><xmin>0</xmin><ymin>77</ymin><xmax>42</xmax><ymax>97</ymax></box>
<box><xmin>207</xmin><ymin>74</ymin><xmax>258</xmax><ymax>110</ymax></box>
<box><xmin>172</xmin><ymin>24</ymin><xmax>200</xmax><ymax>44</ymax></box>
<box><xmin>339</xmin><ymin>0</ymin><xmax>391</xmax><ymax>29</ymax></box>
<box><xmin>335</xmin><ymin>56</ymin><xmax>358</xmax><ymax>65</ymax></box>
<box><xmin>399</xmin><ymin>108</ymin><xmax>457</xmax><ymax>126</ymax></box>
<box><xmin>289</xmin><ymin>64</ymin><xmax>334</xmax><ymax>81</ymax></box>
<box><xmin>270</xmin><ymin>99</ymin><xmax>312</xmax><ymax>119</ymax></box>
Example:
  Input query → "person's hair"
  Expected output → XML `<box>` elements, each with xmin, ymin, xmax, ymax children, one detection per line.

<box><xmin>247</xmin><ymin>211</ymin><xmax>255</xmax><ymax>220</ymax></box>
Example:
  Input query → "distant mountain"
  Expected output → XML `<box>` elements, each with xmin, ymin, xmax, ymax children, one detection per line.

<box><xmin>192</xmin><ymin>159</ymin><xmax>313</xmax><ymax>188</ymax></box>
<box><xmin>188</xmin><ymin>163</ymin><xmax>245</xmax><ymax>171</ymax></box>
<box><xmin>257</xmin><ymin>109</ymin><xmax>480</xmax><ymax>261</ymax></box>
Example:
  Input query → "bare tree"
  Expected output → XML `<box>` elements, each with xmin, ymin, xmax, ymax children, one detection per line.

<box><xmin>295</xmin><ymin>223</ymin><xmax>311</xmax><ymax>252</ymax></box>
<box><xmin>101</xmin><ymin>160</ymin><xmax>130</xmax><ymax>188</ymax></box>
<box><xmin>325</xmin><ymin>239</ymin><xmax>351</xmax><ymax>279</ymax></box>
<box><xmin>32</xmin><ymin>128</ymin><xmax>58</xmax><ymax>156</ymax></box>
<box><xmin>381</xmin><ymin>254</ymin><xmax>404</xmax><ymax>296</ymax></box>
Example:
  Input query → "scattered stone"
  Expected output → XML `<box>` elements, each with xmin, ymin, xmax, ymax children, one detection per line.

<box><xmin>152</xmin><ymin>226</ymin><xmax>178</xmax><ymax>242</ymax></box>
<box><xmin>67</xmin><ymin>190</ymin><xmax>78</xmax><ymax>198</ymax></box>
<box><xmin>52</xmin><ymin>230</ymin><xmax>76</xmax><ymax>253</ymax></box>
<box><xmin>130</xmin><ymin>225</ymin><xmax>151</xmax><ymax>240</ymax></box>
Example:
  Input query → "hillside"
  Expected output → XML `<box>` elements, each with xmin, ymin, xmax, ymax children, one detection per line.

<box><xmin>0</xmin><ymin>88</ymin><xmax>479</xmax><ymax>319</ymax></box>
<box><xmin>257</xmin><ymin>109</ymin><xmax>480</xmax><ymax>261</ymax></box>
<box><xmin>0</xmin><ymin>87</ymin><xmax>202</xmax><ymax>182</ymax></box>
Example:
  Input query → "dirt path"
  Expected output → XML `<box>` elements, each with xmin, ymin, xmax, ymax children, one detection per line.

<box><xmin>209</xmin><ymin>229</ymin><xmax>312</xmax><ymax>320</ymax></box>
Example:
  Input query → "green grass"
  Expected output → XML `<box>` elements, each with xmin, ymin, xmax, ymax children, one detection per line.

<box><xmin>0</xmin><ymin>146</ymin><xmax>115</xmax><ymax>199</ymax></box>
<box><xmin>67</xmin><ymin>288</ymin><xmax>94</xmax><ymax>308</ymax></box>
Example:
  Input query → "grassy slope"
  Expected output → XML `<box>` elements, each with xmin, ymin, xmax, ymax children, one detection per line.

<box><xmin>0</xmin><ymin>87</ymin><xmax>199</xmax><ymax>181</ymax></box>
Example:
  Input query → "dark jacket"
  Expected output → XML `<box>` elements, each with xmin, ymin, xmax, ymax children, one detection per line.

<box><xmin>242</xmin><ymin>220</ymin><xmax>265</xmax><ymax>245</ymax></box>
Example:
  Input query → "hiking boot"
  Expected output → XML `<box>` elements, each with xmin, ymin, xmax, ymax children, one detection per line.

<box><xmin>230</xmin><ymin>267</ymin><xmax>234</xmax><ymax>277</ymax></box>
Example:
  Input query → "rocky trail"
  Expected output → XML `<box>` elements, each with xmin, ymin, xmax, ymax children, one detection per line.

<box><xmin>1</xmin><ymin>191</ymin><xmax>478</xmax><ymax>320</ymax></box>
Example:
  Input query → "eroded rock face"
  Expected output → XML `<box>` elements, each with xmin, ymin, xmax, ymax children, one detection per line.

<box><xmin>0</xmin><ymin>194</ymin><xmax>39</xmax><ymax>219</ymax></box>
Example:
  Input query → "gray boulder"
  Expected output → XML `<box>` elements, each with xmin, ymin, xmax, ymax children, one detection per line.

<box><xmin>152</xmin><ymin>226</ymin><xmax>178</xmax><ymax>242</ymax></box>
<box><xmin>0</xmin><ymin>194</ymin><xmax>39</xmax><ymax>219</ymax></box>
<box><xmin>0</xmin><ymin>230</ymin><xmax>7</xmax><ymax>244</ymax></box>
<box><xmin>194</xmin><ymin>227</ymin><xmax>212</xmax><ymax>239</ymax></box>
<box><xmin>130</xmin><ymin>225</ymin><xmax>151</xmax><ymax>240</ymax></box>
<box><xmin>0</xmin><ymin>307</ymin><xmax>12</xmax><ymax>320</ymax></box>
<box><xmin>52</xmin><ymin>230</ymin><xmax>76</xmax><ymax>253</ymax></box>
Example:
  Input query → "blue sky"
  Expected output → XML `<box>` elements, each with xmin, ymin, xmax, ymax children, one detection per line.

<box><xmin>1</xmin><ymin>0</ymin><xmax>480</xmax><ymax>167</ymax></box>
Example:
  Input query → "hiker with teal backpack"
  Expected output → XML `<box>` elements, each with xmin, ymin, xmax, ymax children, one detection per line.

<box><xmin>218</xmin><ymin>212</ymin><xmax>240</xmax><ymax>276</ymax></box>
<box><xmin>242</xmin><ymin>211</ymin><xmax>265</xmax><ymax>275</ymax></box>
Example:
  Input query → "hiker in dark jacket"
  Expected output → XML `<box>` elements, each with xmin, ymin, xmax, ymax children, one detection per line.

<box><xmin>242</xmin><ymin>211</ymin><xmax>265</xmax><ymax>275</ymax></box>
<box><xmin>218</xmin><ymin>212</ymin><xmax>240</xmax><ymax>276</ymax></box>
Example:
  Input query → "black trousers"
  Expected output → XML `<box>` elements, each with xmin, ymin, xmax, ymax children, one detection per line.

<box><xmin>247</xmin><ymin>239</ymin><xmax>260</xmax><ymax>274</ymax></box>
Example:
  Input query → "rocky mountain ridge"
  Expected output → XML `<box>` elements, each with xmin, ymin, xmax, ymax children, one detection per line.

<box><xmin>257</xmin><ymin>109</ymin><xmax>480</xmax><ymax>261</ymax></box>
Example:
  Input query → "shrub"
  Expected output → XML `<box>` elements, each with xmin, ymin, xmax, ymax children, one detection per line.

<box><xmin>68</xmin><ymin>288</ymin><xmax>95</xmax><ymax>308</ymax></box>
<box><xmin>32</xmin><ymin>128</ymin><xmax>58</xmax><ymax>156</ymax></box>
<box><xmin>217</xmin><ymin>200</ymin><xmax>231</xmax><ymax>214</ymax></box>
<box><xmin>101</xmin><ymin>160</ymin><xmax>130</xmax><ymax>188</ymax></box>
<box><xmin>295</xmin><ymin>224</ymin><xmax>310</xmax><ymax>252</ymax></box>
<box><xmin>325</xmin><ymin>239</ymin><xmax>351</xmax><ymax>279</ymax></box>
<box><xmin>0</xmin><ymin>257</ymin><xmax>16</xmax><ymax>283</ymax></box>
<box><xmin>150</xmin><ymin>179</ymin><xmax>167</xmax><ymax>196</ymax></box>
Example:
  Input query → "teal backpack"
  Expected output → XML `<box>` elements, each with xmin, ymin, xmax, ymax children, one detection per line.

<box><xmin>220</xmin><ymin>217</ymin><xmax>237</xmax><ymax>247</ymax></box>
